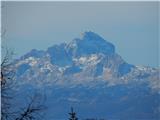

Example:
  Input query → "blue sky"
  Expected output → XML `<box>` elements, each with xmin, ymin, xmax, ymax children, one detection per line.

<box><xmin>2</xmin><ymin>2</ymin><xmax>159</xmax><ymax>67</ymax></box>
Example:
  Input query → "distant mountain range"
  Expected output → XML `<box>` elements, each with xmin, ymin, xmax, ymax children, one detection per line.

<box><xmin>13</xmin><ymin>31</ymin><xmax>160</xmax><ymax>119</ymax></box>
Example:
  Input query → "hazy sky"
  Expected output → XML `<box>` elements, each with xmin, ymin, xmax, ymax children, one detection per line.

<box><xmin>2</xmin><ymin>1</ymin><xmax>159</xmax><ymax>67</ymax></box>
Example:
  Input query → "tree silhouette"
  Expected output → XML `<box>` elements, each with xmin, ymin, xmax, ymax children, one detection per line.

<box><xmin>68</xmin><ymin>107</ymin><xmax>78</xmax><ymax>120</ymax></box>
<box><xmin>1</xmin><ymin>49</ymin><xmax>46</xmax><ymax>120</ymax></box>
<box><xmin>15</xmin><ymin>93</ymin><xmax>46</xmax><ymax>120</ymax></box>
<box><xmin>1</xmin><ymin>49</ymin><xmax>16</xmax><ymax>120</ymax></box>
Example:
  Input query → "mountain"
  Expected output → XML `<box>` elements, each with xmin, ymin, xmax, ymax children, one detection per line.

<box><xmin>13</xmin><ymin>31</ymin><xmax>160</xmax><ymax>119</ymax></box>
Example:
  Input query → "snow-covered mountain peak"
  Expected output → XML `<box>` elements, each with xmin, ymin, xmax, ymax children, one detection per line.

<box><xmin>10</xmin><ymin>31</ymin><xmax>160</xmax><ymax>119</ymax></box>
<box><xmin>12</xmin><ymin>32</ymin><xmax>159</xmax><ymax>92</ymax></box>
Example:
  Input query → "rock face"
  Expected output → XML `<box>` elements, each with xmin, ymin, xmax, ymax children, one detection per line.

<box><xmin>13</xmin><ymin>31</ymin><xmax>160</xmax><ymax>120</ymax></box>
<box><xmin>67</xmin><ymin>32</ymin><xmax>115</xmax><ymax>57</ymax></box>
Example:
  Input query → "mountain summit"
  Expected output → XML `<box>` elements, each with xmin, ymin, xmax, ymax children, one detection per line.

<box><xmin>13</xmin><ymin>31</ymin><xmax>159</xmax><ymax>119</ymax></box>
<box><xmin>67</xmin><ymin>31</ymin><xmax>115</xmax><ymax>57</ymax></box>
<box><xmin>15</xmin><ymin>31</ymin><xmax>159</xmax><ymax>87</ymax></box>
<box><xmin>17</xmin><ymin>31</ymin><xmax>133</xmax><ymax>77</ymax></box>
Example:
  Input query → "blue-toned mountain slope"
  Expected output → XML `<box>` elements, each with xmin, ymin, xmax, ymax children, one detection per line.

<box><xmin>12</xmin><ymin>31</ymin><xmax>160</xmax><ymax>120</ymax></box>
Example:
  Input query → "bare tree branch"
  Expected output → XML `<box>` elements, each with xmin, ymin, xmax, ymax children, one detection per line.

<box><xmin>1</xmin><ymin>48</ymin><xmax>16</xmax><ymax>120</ymax></box>
<box><xmin>15</xmin><ymin>93</ymin><xmax>46</xmax><ymax>120</ymax></box>
<box><xmin>1</xmin><ymin>48</ymin><xmax>46</xmax><ymax>120</ymax></box>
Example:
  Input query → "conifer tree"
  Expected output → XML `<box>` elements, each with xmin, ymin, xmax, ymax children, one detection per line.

<box><xmin>68</xmin><ymin>107</ymin><xmax>78</xmax><ymax>120</ymax></box>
